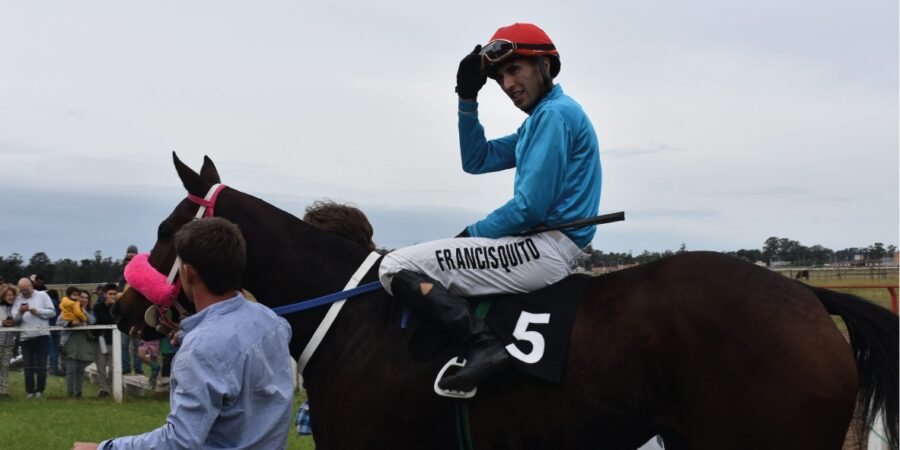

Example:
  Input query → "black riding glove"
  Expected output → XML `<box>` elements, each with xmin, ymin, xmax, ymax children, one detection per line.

<box><xmin>455</xmin><ymin>45</ymin><xmax>487</xmax><ymax>100</ymax></box>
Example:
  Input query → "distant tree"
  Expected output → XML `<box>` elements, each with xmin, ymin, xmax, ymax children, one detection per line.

<box><xmin>677</xmin><ymin>243</ymin><xmax>688</xmax><ymax>254</ymax></box>
<box><xmin>0</xmin><ymin>253</ymin><xmax>25</xmax><ymax>281</ymax></box>
<box><xmin>25</xmin><ymin>252</ymin><xmax>55</xmax><ymax>282</ymax></box>
<box><xmin>53</xmin><ymin>259</ymin><xmax>80</xmax><ymax>283</ymax></box>
<box><xmin>730</xmin><ymin>248</ymin><xmax>763</xmax><ymax>263</ymax></box>
<box><xmin>868</xmin><ymin>243</ymin><xmax>887</xmax><ymax>260</ymax></box>
<box><xmin>807</xmin><ymin>245</ymin><xmax>833</xmax><ymax>266</ymax></box>
<box><xmin>834</xmin><ymin>247</ymin><xmax>862</xmax><ymax>263</ymax></box>
<box><xmin>762</xmin><ymin>237</ymin><xmax>780</xmax><ymax>262</ymax></box>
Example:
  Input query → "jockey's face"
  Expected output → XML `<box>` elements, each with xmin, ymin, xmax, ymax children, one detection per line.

<box><xmin>493</xmin><ymin>56</ymin><xmax>549</xmax><ymax>112</ymax></box>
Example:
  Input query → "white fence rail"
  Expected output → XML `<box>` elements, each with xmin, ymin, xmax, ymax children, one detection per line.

<box><xmin>0</xmin><ymin>325</ymin><xmax>123</xmax><ymax>402</ymax></box>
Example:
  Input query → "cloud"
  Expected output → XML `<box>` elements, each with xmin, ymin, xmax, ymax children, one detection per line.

<box><xmin>690</xmin><ymin>186</ymin><xmax>808</xmax><ymax>197</ymax></box>
<box><xmin>603</xmin><ymin>144</ymin><xmax>687</xmax><ymax>159</ymax></box>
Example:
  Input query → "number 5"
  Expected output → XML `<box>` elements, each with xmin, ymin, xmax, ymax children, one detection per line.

<box><xmin>505</xmin><ymin>312</ymin><xmax>550</xmax><ymax>364</ymax></box>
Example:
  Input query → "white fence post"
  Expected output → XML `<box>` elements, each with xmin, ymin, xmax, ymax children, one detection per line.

<box><xmin>111</xmin><ymin>329</ymin><xmax>123</xmax><ymax>402</ymax></box>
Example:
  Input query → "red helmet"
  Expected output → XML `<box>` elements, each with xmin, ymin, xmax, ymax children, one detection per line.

<box><xmin>481</xmin><ymin>23</ymin><xmax>560</xmax><ymax>77</ymax></box>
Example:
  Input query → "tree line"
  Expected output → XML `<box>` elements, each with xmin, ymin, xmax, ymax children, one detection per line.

<box><xmin>0</xmin><ymin>251</ymin><xmax>124</xmax><ymax>285</ymax></box>
<box><xmin>585</xmin><ymin>238</ymin><xmax>896</xmax><ymax>268</ymax></box>
<box><xmin>1</xmin><ymin>237</ymin><xmax>896</xmax><ymax>284</ymax></box>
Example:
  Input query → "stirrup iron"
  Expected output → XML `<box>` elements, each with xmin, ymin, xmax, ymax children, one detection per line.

<box><xmin>434</xmin><ymin>357</ymin><xmax>477</xmax><ymax>399</ymax></box>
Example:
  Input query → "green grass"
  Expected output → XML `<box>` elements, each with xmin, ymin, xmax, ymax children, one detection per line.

<box><xmin>0</xmin><ymin>365</ymin><xmax>315</xmax><ymax>450</ymax></box>
<box><xmin>786</xmin><ymin>272</ymin><xmax>899</xmax><ymax>332</ymax></box>
<box><xmin>798</xmin><ymin>273</ymin><xmax>898</xmax><ymax>312</ymax></box>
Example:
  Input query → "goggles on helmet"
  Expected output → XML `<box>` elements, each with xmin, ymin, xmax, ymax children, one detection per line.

<box><xmin>480</xmin><ymin>39</ymin><xmax>557</xmax><ymax>63</ymax></box>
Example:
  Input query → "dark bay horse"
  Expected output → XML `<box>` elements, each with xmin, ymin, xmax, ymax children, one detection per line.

<box><xmin>115</xmin><ymin>154</ymin><xmax>898</xmax><ymax>450</ymax></box>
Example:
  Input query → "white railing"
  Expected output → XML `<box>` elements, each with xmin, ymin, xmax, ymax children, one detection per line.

<box><xmin>0</xmin><ymin>325</ymin><xmax>123</xmax><ymax>402</ymax></box>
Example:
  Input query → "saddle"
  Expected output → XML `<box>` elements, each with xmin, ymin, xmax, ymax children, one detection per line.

<box><xmin>408</xmin><ymin>273</ymin><xmax>591</xmax><ymax>385</ymax></box>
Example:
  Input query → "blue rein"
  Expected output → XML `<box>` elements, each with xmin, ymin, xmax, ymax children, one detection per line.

<box><xmin>270</xmin><ymin>281</ymin><xmax>383</xmax><ymax>316</ymax></box>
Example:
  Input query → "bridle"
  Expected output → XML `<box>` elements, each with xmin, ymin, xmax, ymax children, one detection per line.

<box><xmin>143</xmin><ymin>183</ymin><xmax>228</xmax><ymax>334</ymax></box>
<box><xmin>165</xmin><ymin>183</ymin><xmax>228</xmax><ymax>287</ymax></box>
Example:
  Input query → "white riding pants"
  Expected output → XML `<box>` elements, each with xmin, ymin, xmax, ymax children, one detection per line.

<box><xmin>378</xmin><ymin>231</ymin><xmax>584</xmax><ymax>297</ymax></box>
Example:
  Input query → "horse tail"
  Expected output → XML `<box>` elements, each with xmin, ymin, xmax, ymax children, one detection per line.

<box><xmin>808</xmin><ymin>286</ymin><xmax>898</xmax><ymax>450</ymax></box>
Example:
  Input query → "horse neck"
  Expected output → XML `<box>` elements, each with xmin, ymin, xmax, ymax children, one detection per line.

<box><xmin>215</xmin><ymin>190</ymin><xmax>374</xmax><ymax>346</ymax></box>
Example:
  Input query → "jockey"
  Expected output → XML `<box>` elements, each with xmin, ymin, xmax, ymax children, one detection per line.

<box><xmin>379</xmin><ymin>23</ymin><xmax>602</xmax><ymax>392</ymax></box>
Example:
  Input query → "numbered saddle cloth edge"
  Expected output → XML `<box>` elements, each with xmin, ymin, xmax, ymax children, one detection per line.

<box><xmin>482</xmin><ymin>274</ymin><xmax>590</xmax><ymax>383</ymax></box>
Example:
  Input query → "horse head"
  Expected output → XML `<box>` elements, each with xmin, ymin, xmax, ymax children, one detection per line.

<box><xmin>114</xmin><ymin>152</ymin><xmax>223</xmax><ymax>338</ymax></box>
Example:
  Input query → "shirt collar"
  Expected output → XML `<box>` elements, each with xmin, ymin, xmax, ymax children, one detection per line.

<box><xmin>527</xmin><ymin>84</ymin><xmax>562</xmax><ymax>115</ymax></box>
<box><xmin>180</xmin><ymin>292</ymin><xmax>244</xmax><ymax>334</ymax></box>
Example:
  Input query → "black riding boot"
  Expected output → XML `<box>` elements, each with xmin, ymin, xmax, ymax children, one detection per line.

<box><xmin>390</xmin><ymin>270</ymin><xmax>512</xmax><ymax>392</ymax></box>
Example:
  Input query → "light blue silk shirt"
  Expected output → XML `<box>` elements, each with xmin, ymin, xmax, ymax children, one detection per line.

<box><xmin>458</xmin><ymin>84</ymin><xmax>602</xmax><ymax>248</ymax></box>
<box><xmin>101</xmin><ymin>293</ymin><xmax>294</xmax><ymax>450</ymax></box>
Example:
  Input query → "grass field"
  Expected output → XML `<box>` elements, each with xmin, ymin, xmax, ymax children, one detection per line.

<box><xmin>791</xmin><ymin>272</ymin><xmax>899</xmax><ymax>312</ymax></box>
<box><xmin>0</xmin><ymin>366</ymin><xmax>315</xmax><ymax>450</ymax></box>
<box><xmin>8</xmin><ymin>272</ymin><xmax>893</xmax><ymax>449</ymax></box>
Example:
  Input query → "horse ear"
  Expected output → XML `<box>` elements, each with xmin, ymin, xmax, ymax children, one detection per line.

<box><xmin>172</xmin><ymin>152</ymin><xmax>205</xmax><ymax>196</ymax></box>
<box><xmin>199</xmin><ymin>155</ymin><xmax>221</xmax><ymax>185</ymax></box>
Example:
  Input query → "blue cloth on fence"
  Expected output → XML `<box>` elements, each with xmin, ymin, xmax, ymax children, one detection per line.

<box><xmin>295</xmin><ymin>402</ymin><xmax>312</xmax><ymax>435</ymax></box>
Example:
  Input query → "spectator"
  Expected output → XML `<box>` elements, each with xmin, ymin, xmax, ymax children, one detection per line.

<box><xmin>60</xmin><ymin>293</ymin><xmax>96</xmax><ymax>398</ymax></box>
<box><xmin>303</xmin><ymin>200</ymin><xmax>376</xmax><ymax>251</ymax></box>
<box><xmin>91</xmin><ymin>283</ymin><xmax>118</xmax><ymax>398</ymax></box>
<box><xmin>46</xmin><ymin>288</ymin><xmax>64</xmax><ymax>376</ymax></box>
<box><xmin>154</xmin><ymin>334</ymin><xmax>177</xmax><ymax>392</ymax></box>
<box><xmin>137</xmin><ymin>338</ymin><xmax>160</xmax><ymax>386</ymax></box>
<box><xmin>118</xmin><ymin>245</ymin><xmax>138</xmax><ymax>292</ymax></box>
<box><xmin>297</xmin><ymin>200</ymin><xmax>378</xmax><ymax>430</ymax></box>
<box><xmin>0</xmin><ymin>284</ymin><xmax>19</xmax><ymax>397</ymax></box>
<box><xmin>30</xmin><ymin>274</ymin><xmax>47</xmax><ymax>291</ymax></box>
<box><xmin>118</xmin><ymin>246</ymin><xmax>143</xmax><ymax>376</ymax></box>
<box><xmin>75</xmin><ymin>218</ymin><xmax>294</xmax><ymax>450</ymax></box>
<box><xmin>12</xmin><ymin>277</ymin><xmax>55</xmax><ymax>398</ymax></box>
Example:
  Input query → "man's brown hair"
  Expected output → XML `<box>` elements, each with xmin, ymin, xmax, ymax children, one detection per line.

<box><xmin>174</xmin><ymin>217</ymin><xmax>247</xmax><ymax>295</ymax></box>
<box><xmin>304</xmin><ymin>200</ymin><xmax>375</xmax><ymax>251</ymax></box>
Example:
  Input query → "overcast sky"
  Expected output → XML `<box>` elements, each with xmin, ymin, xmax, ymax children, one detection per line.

<box><xmin>1</xmin><ymin>0</ymin><xmax>897</xmax><ymax>262</ymax></box>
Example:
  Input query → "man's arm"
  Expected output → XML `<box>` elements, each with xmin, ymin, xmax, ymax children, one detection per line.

<box><xmin>11</xmin><ymin>300</ymin><xmax>23</xmax><ymax>322</ymax></box>
<box><xmin>458</xmin><ymin>100</ymin><xmax>518</xmax><ymax>174</ymax></box>
<box><xmin>97</xmin><ymin>348</ymin><xmax>226</xmax><ymax>449</ymax></box>
<box><xmin>33</xmin><ymin>293</ymin><xmax>57</xmax><ymax>319</ymax></box>
<box><xmin>469</xmin><ymin>110</ymin><xmax>569</xmax><ymax>237</ymax></box>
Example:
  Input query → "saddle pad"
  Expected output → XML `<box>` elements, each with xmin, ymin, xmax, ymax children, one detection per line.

<box><xmin>407</xmin><ymin>274</ymin><xmax>590</xmax><ymax>384</ymax></box>
<box><xmin>484</xmin><ymin>274</ymin><xmax>590</xmax><ymax>383</ymax></box>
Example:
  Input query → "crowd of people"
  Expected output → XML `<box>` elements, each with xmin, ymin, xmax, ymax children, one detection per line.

<box><xmin>0</xmin><ymin>245</ymin><xmax>180</xmax><ymax>399</ymax></box>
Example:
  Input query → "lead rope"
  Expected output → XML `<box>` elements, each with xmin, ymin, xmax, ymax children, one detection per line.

<box><xmin>454</xmin><ymin>299</ymin><xmax>494</xmax><ymax>450</ymax></box>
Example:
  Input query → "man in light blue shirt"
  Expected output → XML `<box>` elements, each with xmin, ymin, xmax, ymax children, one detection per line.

<box><xmin>74</xmin><ymin>218</ymin><xmax>294</xmax><ymax>450</ymax></box>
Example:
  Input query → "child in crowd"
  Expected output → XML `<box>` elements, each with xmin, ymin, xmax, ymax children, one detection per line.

<box><xmin>137</xmin><ymin>339</ymin><xmax>161</xmax><ymax>386</ymax></box>
<box><xmin>0</xmin><ymin>284</ymin><xmax>20</xmax><ymax>396</ymax></box>
<box><xmin>59</xmin><ymin>286</ymin><xmax>88</xmax><ymax>347</ymax></box>
<box><xmin>60</xmin><ymin>286</ymin><xmax>87</xmax><ymax>323</ymax></box>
